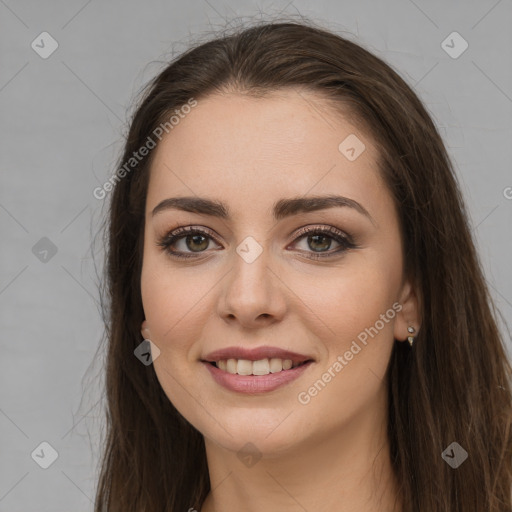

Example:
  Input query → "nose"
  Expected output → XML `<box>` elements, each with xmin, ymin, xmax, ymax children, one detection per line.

<box><xmin>217</xmin><ymin>244</ymin><xmax>287</xmax><ymax>329</ymax></box>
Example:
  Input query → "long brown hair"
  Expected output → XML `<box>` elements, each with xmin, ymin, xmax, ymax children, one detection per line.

<box><xmin>93</xmin><ymin>17</ymin><xmax>512</xmax><ymax>511</ymax></box>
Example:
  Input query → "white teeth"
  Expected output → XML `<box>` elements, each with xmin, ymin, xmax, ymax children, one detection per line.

<box><xmin>237</xmin><ymin>359</ymin><xmax>253</xmax><ymax>376</ymax></box>
<box><xmin>252</xmin><ymin>359</ymin><xmax>270</xmax><ymax>375</ymax></box>
<box><xmin>215</xmin><ymin>357</ymin><xmax>301</xmax><ymax>375</ymax></box>
<box><xmin>269</xmin><ymin>358</ymin><xmax>283</xmax><ymax>373</ymax></box>
<box><xmin>226</xmin><ymin>358</ymin><xmax>237</xmax><ymax>374</ymax></box>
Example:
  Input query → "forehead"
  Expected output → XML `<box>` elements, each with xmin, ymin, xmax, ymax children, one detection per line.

<box><xmin>146</xmin><ymin>89</ymin><xmax>388</xmax><ymax>221</ymax></box>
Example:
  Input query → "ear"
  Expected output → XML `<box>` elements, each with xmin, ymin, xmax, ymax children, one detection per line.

<box><xmin>141</xmin><ymin>319</ymin><xmax>151</xmax><ymax>340</ymax></box>
<box><xmin>393</xmin><ymin>277</ymin><xmax>422</xmax><ymax>342</ymax></box>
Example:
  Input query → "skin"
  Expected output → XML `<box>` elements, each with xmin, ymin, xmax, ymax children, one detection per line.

<box><xmin>140</xmin><ymin>88</ymin><xmax>420</xmax><ymax>512</ymax></box>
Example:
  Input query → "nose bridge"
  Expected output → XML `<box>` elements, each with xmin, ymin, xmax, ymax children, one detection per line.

<box><xmin>219</xmin><ymin>233</ymin><xmax>285</xmax><ymax>324</ymax></box>
<box><xmin>230</xmin><ymin>235</ymin><xmax>272</xmax><ymax>300</ymax></box>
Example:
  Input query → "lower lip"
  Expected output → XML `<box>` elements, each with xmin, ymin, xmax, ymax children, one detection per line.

<box><xmin>202</xmin><ymin>361</ymin><xmax>314</xmax><ymax>394</ymax></box>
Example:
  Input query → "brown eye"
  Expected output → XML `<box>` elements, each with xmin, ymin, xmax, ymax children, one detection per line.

<box><xmin>157</xmin><ymin>226</ymin><xmax>221</xmax><ymax>259</ymax></box>
<box><xmin>184</xmin><ymin>233</ymin><xmax>210</xmax><ymax>252</ymax></box>
<box><xmin>290</xmin><ymin>225</ymin><xmax>357</xmax><ymax>260</ymax></box>
<box><xmin>157</xmin><ymin>225</ymin><xmax>357</xmax><ymax>261</ymax></box>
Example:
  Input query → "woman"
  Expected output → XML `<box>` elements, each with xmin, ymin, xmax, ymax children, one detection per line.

<box><xmin>94</xmin><ymin>19</ymin><xmax>512</xmax><ymax>512</ymax></box>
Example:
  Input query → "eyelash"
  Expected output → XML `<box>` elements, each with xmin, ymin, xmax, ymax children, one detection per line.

<box><xmin>156</xmin><ymin>225</ymin><xmax>357</xmax><ymax>261</ymax></box>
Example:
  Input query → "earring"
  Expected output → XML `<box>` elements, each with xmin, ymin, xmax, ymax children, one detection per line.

<box><xmin>407</xmin><ymin>326</ymin><xmax>415</xmax><ymax>347</ymax></box>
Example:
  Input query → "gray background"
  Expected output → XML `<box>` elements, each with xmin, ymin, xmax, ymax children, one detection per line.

<box><xmin>1</xmin><ymin>0</ymin><xmax>511</xmax><ymax>510</ymax></box>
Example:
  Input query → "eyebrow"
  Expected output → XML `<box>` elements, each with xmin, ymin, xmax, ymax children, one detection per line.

<box><xmin>151</xmin><ymin>194</ymin><xmax>376</xmax><ymax>225</ymax></box>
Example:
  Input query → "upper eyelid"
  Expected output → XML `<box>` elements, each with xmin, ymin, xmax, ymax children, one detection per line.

<box><xmin>161</xmin><ymin>224</ymin><xmax>347</xmax><ymax>240</ymax></box>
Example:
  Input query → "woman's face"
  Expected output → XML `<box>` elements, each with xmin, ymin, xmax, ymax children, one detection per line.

<box><xmin>140</xmin><ymin>89</ymin><xmax>417</xmax><ymax>456</ymax></box>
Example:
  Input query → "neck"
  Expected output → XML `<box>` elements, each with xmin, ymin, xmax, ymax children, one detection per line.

<box><xmin>199</xmin><ymin>390</ymin><xmax>402</xmax><ymax>512</ymax></box>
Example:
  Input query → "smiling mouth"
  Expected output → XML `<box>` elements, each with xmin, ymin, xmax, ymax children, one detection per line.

<box><xmin>204</xmin><ymin>358</ymin><xmax>313</xmax><ymax>376</ymax></box>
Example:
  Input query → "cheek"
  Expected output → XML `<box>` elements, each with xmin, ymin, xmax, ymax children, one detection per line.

<box><xmin>315</xmin><ymin>255</ymin><xmax>399</xmax><ymax>313</ymax></box>
<box><xmin>141</xmin><ymin>238</ymin><xmax>182</xmax><ymax>316</ymax></box>
<box><xmin>140</xmin><ymin>257</ymin><xmax>205</xmax><ymax>408</ymax></box>
<box><xmin>139</xmin><ymin>237</ymin><xmax>221</xmax><ymax>426</ymax></box>
<box><xmin>294</xmin><ymin>264</ymin><xmax>400</xmax><ymax>419</ymax></box>
<box><xmin>140</xmin><ymin>251</ymin><xmax>195</xmax><ymax>350</ymax></box>
<box><xmin>298</xmin><ymin>245</ymin><xmax>402</xmax><ymax>362</ymax></box>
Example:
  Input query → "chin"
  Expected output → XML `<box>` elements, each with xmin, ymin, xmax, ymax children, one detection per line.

<box><xmin>201</xmin><ymin>414</ymin><xmax>306</xmax><ymax>457</ymax></box>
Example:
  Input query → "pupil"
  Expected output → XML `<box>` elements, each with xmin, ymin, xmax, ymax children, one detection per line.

<box><xmin>187</xmin><ymin>234</ymin><xmax>208</xmax><ymax>252</ymax></box>
<box><xmin>309</xmin><ymin>234</ymin><xmax>330</xmax><ymax>252</ymax></box>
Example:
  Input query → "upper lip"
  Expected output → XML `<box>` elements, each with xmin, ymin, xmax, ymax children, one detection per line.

<box><xmin>202</xmin><ymin>346</ymin><xmax>314</xmax><ymax>365</ymax></box>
